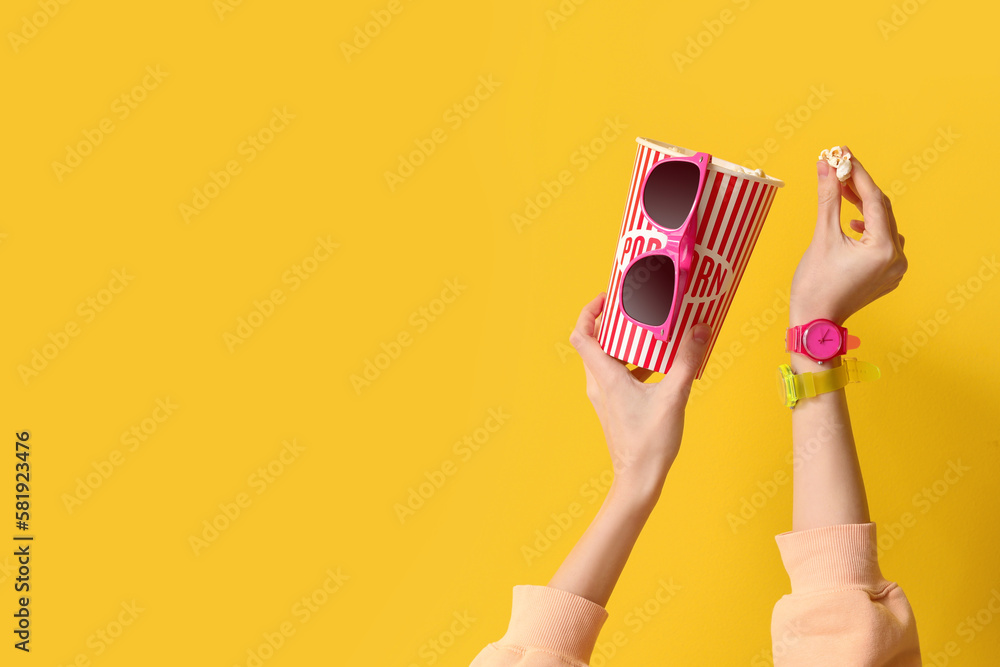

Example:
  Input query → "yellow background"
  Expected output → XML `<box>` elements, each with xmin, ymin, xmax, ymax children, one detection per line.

<box><xmin>2</xmin><ymin>0</ymin><xmax>998</xmax><ymax>664</ymax></box>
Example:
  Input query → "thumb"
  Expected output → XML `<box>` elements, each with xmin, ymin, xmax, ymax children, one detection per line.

<box><xmin>816</xmin><ymin>160</ymin><xmax>843</xmax><ymax>239</ymax></box>
<box><xmin>663</xmin><ymin>323</ymin><xmax>711</xmax><ymax>393</ymax></box>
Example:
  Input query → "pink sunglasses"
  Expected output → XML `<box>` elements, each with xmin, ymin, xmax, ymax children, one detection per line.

<box><xmin>618</xmin><ymin>152</ymin><xmax>711</xmax><ymax>341</ymax></box>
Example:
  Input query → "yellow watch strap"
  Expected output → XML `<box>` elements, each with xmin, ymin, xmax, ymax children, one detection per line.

<box><xmin>792</xmin><ymin>368</ymin><xmax>817</xmax><ymax>398</ymax></box>
<box><xmin>808</xmin><ymin>363</ymin><xmax>848</xmax><ymax>397</ymax></box>
<box><xmin>844</xmin><ymin>357</ymin><xmax>881</xmax><ymax>383</ymax></box>
<box><xmin>792</xmin><ymin>358</ymin><xmax>880</xmax><ymax>400</ymax></box>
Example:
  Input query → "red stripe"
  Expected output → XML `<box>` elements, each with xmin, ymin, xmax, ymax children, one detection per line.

<box><xmin>696</xmin><ymin>172</ymin><xmax>725</xmax><ymax>246</ymax></box>
<box><xmin>600</xmin><ymin>266</ymin><xmax>620</xmax><ymax>346</ymax></box>
<box><xmin>701</xmin><ymin>295</ymin><xmax>718</xmax><ymax>325</ymax></box>
<box><xmin>622</xmin><ymin>146</ymin><xmax>644</xmax><ymax>233</ymax></box>
<box><xmin>631</xmin><ymin>324</ymin><xmax>650</xmax><ymax>366</ymax></box>
<box><xmin>705</xmin><ymin>176</ymin><xmax>736</xmax><ymax>250</ymax></box>
<box><xmin>705</xmin><ymin>183</ymin><xmax>765</xmax><ymax>334</ymax></box>
<box><xmin>662</xmin><ymin>302</ymin><xmax>700</xmax><ymax>371</ymax></box>
<box><xmin>604</xmin><ymin>146</ymin><xmax>646</xmax><ymax>351</ymax></box>
<box><xmin>608</xmin><ymin>275</ymin><xmax>625</xmax><ymax>355</ymax></box>
<box><xmin>691</xmin><ymin>301</ymin><xmax>706</xmax><ymax>328</ymax></box>
<box><xmin>698</xmin><ymin>188</ymin><xmax>777</xmax><ymax>377</ymax></box>
<box><xmin>636</xmin><ymin>147</ymin><xmax>683</xmax><ymax>368</ymax></box>
<box><xmin>672</xmin><ymin>169</ymin><xmax>725</xmax><ymax>372</ymax></box>
<box><xmin>718</xmin><ymin>180</ymin><xmax>756</xmax><ymax>256</ymax></box>
<box><xmin>630</xmin><ymin>146</ymin><xmax>655</xmax><ymax>233</ymax></box>
<box><xmin>655</xmin><ymin>170</ymin><xmax>728</xmax><ymax>372</ymax></box>
<box><xmin>618</xmin><ymin>321</ymin><xmax>639</xmax><ymax>363</ymax></box>
<box><xmin>641</xmin><ymin>335</ymin><xmax>660</xmax><ymax>370</ymax></box>
<box><xmin>624</xmin><ymin>147</ymin><xmax>647</xmax><ymax>235</ymax></box>
<box><xmin>687</xmin><ymin>174</ymin><xmax>742</xmax><ymax>359</ymax></box>
<box><xmin>709</xmin><ymin>186</ymin><xmax>775</xmax><ymax>329</ymax></box>
<box><xmin>651</xmin><ymin>335</ymin><xmax>670</xmax><ymax>372</ymax></box>
<box><xmin>612</xmin><ymin>147</ymin><xmax>656</xmax><ymax>359</ymax></box>
<box><xmin>599</xmin><ymin>270</ymin><xmax>613</xmax><ymax>345</ymax></box>
<box><xmin>600</xmin><ymin>146</ymin><xmax>644</xmax><ymax>347</ymax></box>
<box><xmin>727</xmin><ymin>183</ymin><xmax>766</xmax><ymax>264</ymax></box>
<box><xmin>727</xmin><ymin>185</ymin><xmax>770</xmax><ymax>288</ymax></box>
<box><xmin>608</xmin><ymin>145</ymin><xmax>651</xmax><ymax>353</ymax></box>
<box><xmin>662</xmin><ymin>303</ymin><xmax>698</xmax><ymax>371</ymax></box>
<box><xmin>737</xmin><ymin>187</ymin><xmax>776</xmax><ymax>281</ymax></box>
<box><xmin>651</xmin><ymin>308</ymin><xmax>679</xmax><ymax>371</ymax></box>
<box><xmin>698</xmin><ymin>185</ymin><xmax>773</xmax><ymax>376</ymax></box>
<box><xmin>697</xmin><ymin>185</ymin><xmax>777</xmax><ymax>376</ymax></box>
<box><xmin>712</xmin><ymin>198</ymin><xmax>761</xmax><ymax>329</ymax></box>
<box><xmin>697</xmin><ymin>314</ymin><xmax>725</xmax><ymax>378</ymax></box>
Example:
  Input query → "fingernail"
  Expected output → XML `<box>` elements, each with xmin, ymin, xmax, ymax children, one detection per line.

<box><xmin>692</xmin><ymin>324</ymin><xmax>710</xmax><ymax>343</ymax></box>
<box><xmin>817</xmin><ymin>161</ymin><xmax>829</xmax><ymax>179</ymax></box>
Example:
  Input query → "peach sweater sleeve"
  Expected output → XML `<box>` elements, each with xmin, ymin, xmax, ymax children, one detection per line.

<box><xmin>771</xmin><ymin>522</ymin><xmax>921</xmax><ymax>666</ymax></box>
<box><xmin>469</xmin><ymin>585</ymin><xmax>609</xmax><ymax>667</ymax></box>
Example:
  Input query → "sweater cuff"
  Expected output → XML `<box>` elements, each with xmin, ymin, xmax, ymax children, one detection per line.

<box><xmin>775</xmin><ymin>522</ymin><xmax>890</xmax><ymax>595</ymax></box>
<box><xmin>497</xmin><ymin>585</ymin><xmax>609</xmax><ymax>662</ymax></box>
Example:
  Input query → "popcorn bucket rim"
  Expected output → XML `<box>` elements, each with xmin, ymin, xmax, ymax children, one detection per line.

<box><xmin>636</xmin><ymin>137</ymin><xmax>785</xmax><ymax>189</ymax></box>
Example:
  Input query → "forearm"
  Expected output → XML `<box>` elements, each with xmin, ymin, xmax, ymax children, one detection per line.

<box><xmin>788</xmin><ymin>350</ymin><xmax>870</xmax><ymax>531</ymax></box>
<box><xmin>546</xmin><ymin>480</ymin><xmax>656</xmax><ymax>608</ymax></box>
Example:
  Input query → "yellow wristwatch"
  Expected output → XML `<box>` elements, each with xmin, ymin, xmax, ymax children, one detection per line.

<box><xmin>776</xmin><ymin>358</ymin><xmax>881</xmax><ymax>408</ymax></box>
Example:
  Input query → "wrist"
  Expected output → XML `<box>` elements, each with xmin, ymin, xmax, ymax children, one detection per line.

<box><xmin>607</xmin><ymin>476</ymin><xmax>661</xmax><ymax>517</ymax></box>
<box><xmin>789</xmin><ymin>307</ymin><xmax>846</xmax><ymax>328</ymax></box>
<box><xmin>788</xmin><ymin>350</ymin><xmax>843</xmax><ymax>375</ymax></box>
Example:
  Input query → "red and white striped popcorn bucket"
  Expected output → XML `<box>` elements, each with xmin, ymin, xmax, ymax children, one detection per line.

<box><xmin>597</xmin><ymin>138</ymin><xmax>784</xmax><ymax>378</ymax></box>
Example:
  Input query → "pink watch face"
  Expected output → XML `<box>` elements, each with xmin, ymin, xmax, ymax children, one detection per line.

<box><xmin>802</xmin><ymin>321</ymin><xmax>843</xmax><ymax>360</ymax></box>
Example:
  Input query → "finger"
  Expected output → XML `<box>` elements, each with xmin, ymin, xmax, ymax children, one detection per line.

<box><xmin>881</xmin><ymin>191</ymin><xmax>901</xmax><ymax>244</ymax></box>
<box><xmin>841</xmin><ymin>178</ymin><xmax>863</xmax><ymax>208</ymax></box>
<box><xmin>840</xmin><ymin>147</ymin><xmax>892</xmax><ymax>242</ymax></box>
<box><xmin>816</xmin><ymin>160</ymin><xmax>844</xmax><ymax>239</ymax></box>
<box><xmin>661</xmin><ymin>324</ymin><xmax>711</xmax><ymax>395</ymax></box>
<box><xmin>570</xmin><ymin>292</ymin><xmax>627</xmax><ymax>380</ymax></box>
<box><xmin>898</xmin><ymin>233</ymin><xmax>905</xmax><ymax>249</ymax></box>
<box><xmin>573</xmin><ymin>292</ymin><xmax>605</xmax><ymax>335</ymax></box>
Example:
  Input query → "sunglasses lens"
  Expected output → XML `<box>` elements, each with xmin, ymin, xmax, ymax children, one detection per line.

<box><xmin>621</xmin><ymin>254</ymin><xmax>676</xmax><ymax>326</ymax></box>
<box><xmin>642</xmin><ymin>160</ymin><xmax>701</xmax><ymax>229</ymax></box>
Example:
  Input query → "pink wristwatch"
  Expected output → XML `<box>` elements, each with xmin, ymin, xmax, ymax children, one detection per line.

<box><xmin>785</xmin><ymin>318</ymin><xmax>861</xmax><ymax>364</ymax></box>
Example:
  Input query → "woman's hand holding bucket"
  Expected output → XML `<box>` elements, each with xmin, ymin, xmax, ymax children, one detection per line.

<box><xmin>543</xmin><ymin>300</ymin><xmax>709</xmax><ymax>607</ymax></box>
<box><xmin>568</xmin><ymin>293</ymin><xmax>711</xmax><ymax>506</ymax></box>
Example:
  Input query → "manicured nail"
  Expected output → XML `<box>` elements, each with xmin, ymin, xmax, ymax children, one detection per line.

<box><xmin>817</xmin><ymin>161</ymin><xmax>829</xmax><ymax>179</ymax></box>
<box><xmin>692</xmin><ymin>324</ymin><xmax>710</xmax><ymax>343</ymax></box>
